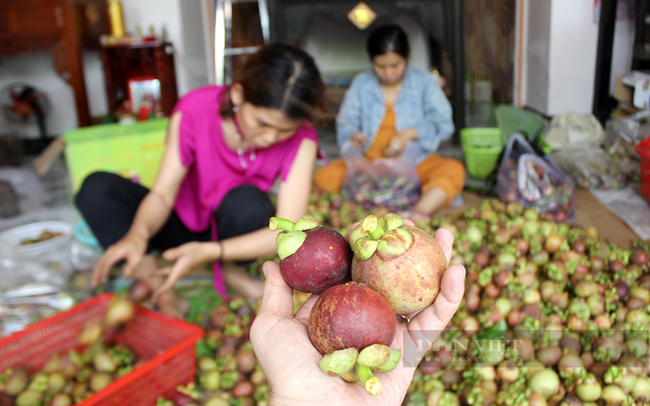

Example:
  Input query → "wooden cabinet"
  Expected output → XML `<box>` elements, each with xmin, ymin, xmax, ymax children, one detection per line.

<box><xmin>99</xmin><ymin>41</ymin><xmax>178</xmax><ymax>118</ymax></box>
<box><xmin>0</xmin><ymin>0</ymin><xmax>93</xmax><ymax>127</ymax></box>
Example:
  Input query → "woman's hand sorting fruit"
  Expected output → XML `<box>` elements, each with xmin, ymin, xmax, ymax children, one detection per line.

<box><xmin>151</xmin><ymin>241</ymin><xmax>217</xmax><ymax>303</ymax></box>
<box><xmin>250</xmin><ymin>219</ymin><xmax>465</xmax><ymax>406</ymax></box>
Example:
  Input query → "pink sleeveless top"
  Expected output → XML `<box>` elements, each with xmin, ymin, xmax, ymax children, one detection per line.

<box><xmin>171</xmin><ymin>85</ymin><xmax>319</xmax><ymax>297</ymax></box>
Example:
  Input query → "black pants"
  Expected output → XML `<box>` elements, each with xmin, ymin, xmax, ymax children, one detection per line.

<box><xmin>75</xmin><ymin>172</ymin><xmax>276</xmax><ymax>253</ymax></box>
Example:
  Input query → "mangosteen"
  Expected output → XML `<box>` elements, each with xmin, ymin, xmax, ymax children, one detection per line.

<box><xmin>49</xmin><ymin>393</ymin><xmax>73</xmax><ymax>406</ymax></box>
<box><xmin>103</xmin><ymin>296</ymin><xmax>136</xmax><ymax>328</ymax></box>
<box><xmin>88</xmin><ymin>372</ymin><xmax>113</xmax><ymax>392</ymax></box>
<box><xmin>350</xmin><ymin>214</ymin><xmax>448</xmax><ymax>314</ymax></box>
<box><xmin>78</xmin><ymin>318</ymin><xmax>103</xmax><ymax>345</ymax></box>
<box><xmin>308</xmin><ymin>283</ymin><xmax>396</xmax><ymax>355</ymax></box>
<box><xmin>2</xmin><ymin>366</ymin><xmax>29</xmax><ymax>396</ymax></box>
<box><xmin>127</xmin><ymin>279</ymin><xmax>152</xmax><ymax>303</ymax></box>
<box><xmin>15</xmin><ymin>389</ymin><xmax>43</xmax><ymax>406</ymax></box>
<box><xmin>236</xmin><ymin>348</ymin><xmax>257</xmax><ymax>374</ymax></box>
<box><xmin>199</xmin><ymin>370</ymin><xmax>221</xmax><ymax>391</ymax></box>
<box><xmin>528</xmin><ymin>369</ymin><xmax>560</xmax><ymax>399</ymax></box>
<box><xmin>575</xmin><ymin>373</ymin><xmax>601</xmax><ymax>402</ymax></box>
<box><xmin>270</xmin><ymin>215</ymin><xmax>352</xmax><ymax>294</ymax></box>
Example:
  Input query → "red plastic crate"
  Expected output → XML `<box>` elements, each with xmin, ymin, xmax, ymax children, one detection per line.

<box><xmin>637</xmin><ymin>136</ymin><xmax>650</xmax><ymax>203</ymax></box>
<box><xmin>0</xmin><ymin>293</ymin><xmax>203</xmax><ymax>406</ymax></box>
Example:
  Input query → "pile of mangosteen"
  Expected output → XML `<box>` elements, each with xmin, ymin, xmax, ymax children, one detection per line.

<box><xmin>403</xmin><ymin>198</ymin><xmax>650</xmax><ymax>406</ymax></box>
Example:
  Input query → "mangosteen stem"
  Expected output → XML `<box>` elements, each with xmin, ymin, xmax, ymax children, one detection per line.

<box><xmin>356</xmin><ymin>364</ymin><xmax>381</xmax><ymax>395</ymax></box>
<box><xmin>269</xmin><ymin>217</ymin><xmax>295</xmax><ymax>232</ymax></box>
<box><xmin>363</xmin><ymin>215</ymin><xmax>385</xmax><ymax>241</ymax></box>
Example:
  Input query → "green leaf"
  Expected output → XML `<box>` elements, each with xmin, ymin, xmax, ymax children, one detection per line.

<box><xmin>477</xmin><ymin>319</ymin><xmax>507</xmax><ymax>340</ymax></box>
<box><xmin>195</xmin><ymin>339</ymin><xmax>213</xmax><ymax>358</ymax></box>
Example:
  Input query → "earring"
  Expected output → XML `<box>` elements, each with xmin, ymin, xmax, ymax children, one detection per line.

<box><xmin>233</xmin><ymin>105</ymin><xmax>239</xmax><ymax>113</ymax></box>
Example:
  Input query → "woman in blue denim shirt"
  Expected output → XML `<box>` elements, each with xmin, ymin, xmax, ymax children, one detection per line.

<box><xmin>314</xmin><ymin>24</ymin><xmax>465</xmax><ymax>221</ymax></box>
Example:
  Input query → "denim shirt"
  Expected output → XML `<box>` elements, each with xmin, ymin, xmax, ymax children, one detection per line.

<box><xmin>336</xmin><ymin>66</ymin><xmax>454</xmax><ymax>163</ymax></box>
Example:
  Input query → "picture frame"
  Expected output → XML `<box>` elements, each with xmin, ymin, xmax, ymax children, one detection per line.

<box><xmin>127</xmin><ymin>76</ymin><xmax>162</xmax><ymax>114</ymax></box>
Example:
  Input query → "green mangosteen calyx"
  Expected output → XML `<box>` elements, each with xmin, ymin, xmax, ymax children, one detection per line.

<box><xmin>351</xmin><ymin>214</ymin><xmax>414</xmax><ymax>261</ymax></box>
<box><xmin>371</xmin><ymin>348</ymin><xmax>401</xmax><ymax>373</ymax></box>
<box><xmin>269</xmin><ymin>215</ymin><xmax>319</xmax><ymax>260</ymax></box>
<box><xmin>356</xmin><ymin>344</ymin><xmax>391</xmax><ymax>368</ymax></box>
<box><xmin>319</xmin><ymin>348</ymin><xmax>358</xmax><ymax>377</ymax></box>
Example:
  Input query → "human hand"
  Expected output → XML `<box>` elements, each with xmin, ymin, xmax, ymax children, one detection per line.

<box><xmin>250</xmin><ymin>226</ymin><xmax>465</xmax><ymax>406</ymax></box>
<box><xmin>92</xmin><ymin>232</ymin><xmax>148</xmax><ymax>288</ymax></box>
<box><xmin>150</xmin><ymin>242</ymin><xmax>213</xmax><ymax>303</ymax></box>
<box><xmin>350</xmin><ymin>132</ymin><xmax>368</xmax><ymax>150</ymax></box>
<box><xmin>383</xmin><ymin>128</ymin><xmax>418</xmax><ymax>157</ymax></box>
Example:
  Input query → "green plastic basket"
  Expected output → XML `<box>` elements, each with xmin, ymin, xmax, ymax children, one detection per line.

<box><xmin>64</xmin><ymin>119</ymin><xmax>168</xmax><ymax>193</ymax></box>
<box><xmin>461</xmin><ymin>127</ymin><xmax>503</xmax><ymax>179</ymax></box>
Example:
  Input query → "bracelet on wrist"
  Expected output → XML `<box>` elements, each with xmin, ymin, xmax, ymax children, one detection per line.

<box><xmin>217</xmin><ymin>241</ymin><xmax>224</xmax><ymax>262</ymax></box>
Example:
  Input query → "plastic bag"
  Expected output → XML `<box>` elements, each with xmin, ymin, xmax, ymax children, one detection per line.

<box><xmin>542</xmin><ymin>112</ymin><xmax>605</xmax><ymax>150</ymax></box>
<box><xmin>0</xmin><ymin>244</ymin><xmax>76</xmax><ymax>337</ymax></box>
<box><xmin>496</xmin><ymin>133</ymin><xmax>538</xmax><ymax>203</ymax></box>
<box><xmin>340</xmin><ymin>140</ymin><xmax>421</xmax><ymax>211</ymax></box>
<box><xmin>497</xmin><ymin>134</ymin><xmax>576</xmax><ymax>222</ymax></box>
<box><xmin>605</xmin><ymin>110</ymin><xmax>649</xmax><ymax>155</ymax></box>
<box><xmin>551</xmin><ymin>146</ymin><xmax>631</xmax><ymax>189</ymax></box>
<box><xmin>604</xmin><ymin>112</ymin><xmax>644</xmax><ymax>183</ymax></box>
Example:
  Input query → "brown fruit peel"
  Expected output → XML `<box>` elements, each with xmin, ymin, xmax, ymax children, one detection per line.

<box><xmin>356</xmin><ymin>364</ymin><xmax>381</xmax><ymax>395</ymax></box>
<box><xmin>377</xmin><ymin>228</ymin><xmax>414</xmax><ymax>260</ymax></box>
<box><xmin>371</xmin><ymin>349</ymin><xmax>402</xmax><ymax>372</ymax></box>
<box><xmin>319</xmin><ymin>348</ymin><xmax>359</xmax><ymax>377</ymax></box>
<box><xmin>340</xmin><ymin>368</ymin><xmax>360</xmax><ymax>383</ymax></box>
<box><xmin>275</xmin><ymin>231</ymin><xmax>307</xmax><ymax>260</ymax></box>
<box><xmin>356</xmin><ymin>344</ymin><xmax>391</xmax><ymax>368</ymax></box>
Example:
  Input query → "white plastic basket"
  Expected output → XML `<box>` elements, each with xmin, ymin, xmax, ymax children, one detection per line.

<box><xmin>0</xmin><ymin>221</ymin><xmax>73</xmax><ymax>257</ymax></box>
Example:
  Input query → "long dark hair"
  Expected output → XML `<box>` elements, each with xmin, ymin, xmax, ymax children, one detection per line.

<box><xmin>367</xmin><ymin>24</ymin><xmax>410</xmax><ymax>60</ymax></box>
<box><xmin>220</xmin><ymin>43</ymin><xmax>327</xmax><ymax>122</ymax></box>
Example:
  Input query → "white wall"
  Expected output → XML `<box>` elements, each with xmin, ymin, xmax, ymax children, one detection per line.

<box><xmin>121</xmin><ymin>0</ymin><xmax>210</xmax><ymax>95</ymax></box>
<box><xmin>547</xmin><ymin>0</ymin><xmax>599</xmax><ymax>114</ymax></box>
<box><xmin>0</xmin><ymin>51</ymin><xmax>108</xmax><ymax>139</ymax></box>
<box><xmin>0</xmin><ymin>0</ymin><xmax>210</xmax><ymax>139</ymax></box>
<box><xmin>611</xmin><ymin>18</ymin><xmax>635</xmax><ymax>95</ymax></box>
<box><xmin>523</xmin><ymin>0</ymin><xmax>551</xmax><ymax>114</ymax></box>
<box><xmin>518</xmin><ymin>0</ymin><xmax>635</xmax><ymax>115</ymax></box>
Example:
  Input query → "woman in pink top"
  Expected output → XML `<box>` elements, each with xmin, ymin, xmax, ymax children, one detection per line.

<box><xmin>75</xmin><ymin>44</ymin><xmax>326</xmax><ymax>317</ymax></box>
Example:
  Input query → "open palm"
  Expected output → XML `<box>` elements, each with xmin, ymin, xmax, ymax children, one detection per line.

<box><xmin>250</xmin><ymin>228</ymin><xmax>465</xmax><ymax>406</ymax></box>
